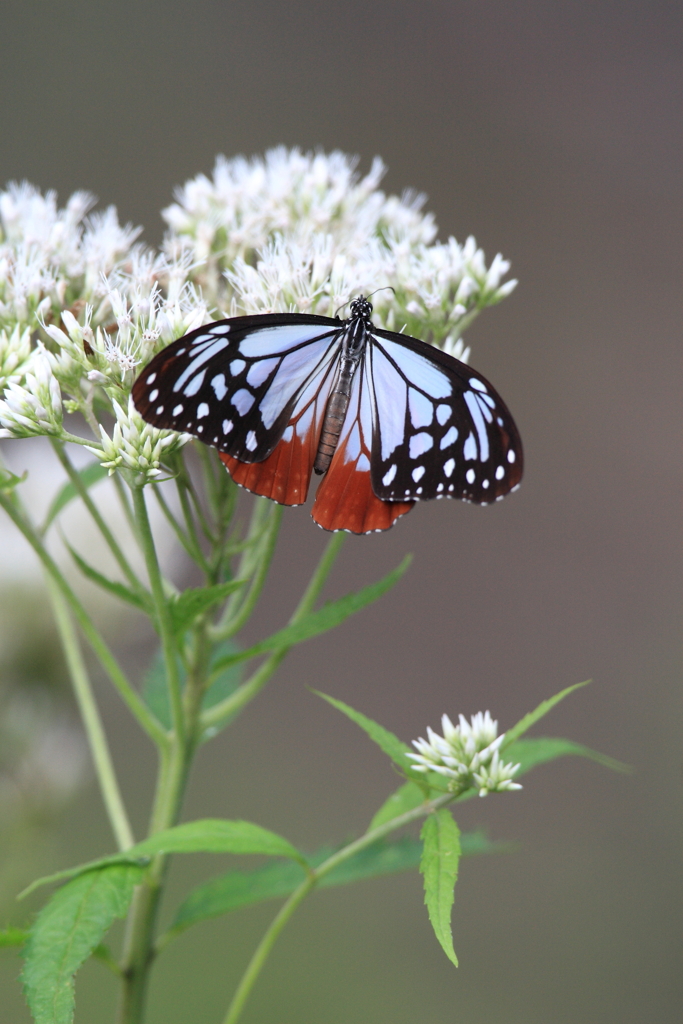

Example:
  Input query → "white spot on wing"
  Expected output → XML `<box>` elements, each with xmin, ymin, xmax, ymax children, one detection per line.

<box><xmin>222</xmin><ymin>419</ymin><xmax>233</xmax><ymax>434</ymax></box>
<box><xmin>183</xmin><ymin>369</ymin><xmax>206</xmax><ymax>397</ymax></box>
<box><xmin>382</xmin><ymin>464</ymin><xmax>397</xmax><ymax>486</ymax></box>
<box><xmin>148</xmin><ymin>388</ymin><xmax>158</xmax><ymax>401</ymax></box>
<box><xmin>283</xmin><ymin>425</ymin><xmax>294</xmax><ymax>442</ymax></box>
<box><xmin>232</xmin><ymin>389</ymin><xmax>255</xmax><ymax>415</ymax></box>
<box><xmin>495</xmin><ymin>465</ymin><xmax>505</xmax><ymax>480</ymax></box>
<box><xmin>469</xmin><ymin>378</ymin><xmax>487</xmax><ymax>392</ymax></box>
<box><xmin>440</xmin><ymin>425</ymin><xmax>459</xmax><ymax>449</ymax></box>
<box><xmin>173</xmin><ymin>338</ymin><xmax>229</xmax><ymax>391</ymax></box>
<box><xmin>357</xmin><ymin>454</ymin><xmax>370</xmax><ymax>472</ymax></box>
<box><xmin>197</xmin><ymin>403</ymin><xmax>209</xmax><ymax>419</ymax></box>
<box><xmin>409</xmin><ymin>432</ymin><xmax>433</xmax><ymax>458</ymax></box>
<box><xmin>211</xmin><ymin>374</ymin><xmax>227</xmax><ymax>400</ymax></box>
<box><xmin>146</xmin><ymin>372</ymin><xmax>156</xmax><ymax>385</ymax></box>
<box><xmin>370</xmin><ymin>346</ymin><xmax>407</xmax><ymax>461</ymax></box>
<box><xmin>507</xmin><ymin>450</ymin><xmax>516</xmax><ymax>463</ymax></box>
<box><xmin>466</xmin><ymin>468</ymin><xmax>475</xmax><ymax>483</ymax></box>
<box><xmin>211</xmin><ymin>323</ymin><xmax>231</xmax><ymax>335</ymax></box>
<box><xmin>156</xmin><ymin>405</ymin><xmax>164</xmax><ymax>414</ymax></box>
<box><xmin>377</xmin><ymin>335</ymin><xmax>452</xmax><ymax>397</ymax></box>
<box><xmin>444</xmin><ymin>458</ymin><xmax>455</xmax><ymax>477</ymax></box>
<box><xmin>247</xmin><ymin>357</ymin><xmax>279</xmax><ymax>387</ymax></box>
<box><xmin>464</xmin><ymin>432</ymin><xmax>477</xmax><ymax>460</ymax></box>
<box><xmin>173</xmin><ymin>404</ymin><xmax>183</xmax><ymax>416</ymax></box>
<box><xmin>412</xmin><ymin>465</ymin><xmax>426</xmax><ymax>482</ymax></box>
<box><xmin>464</xmin><ymin>391</ymin><xmax>490</xmax><ymax>461</ymax></box>
<box><xmin>230</xmin><ymin>359</ymin><xmax>246</xmax><ymax>376</ymax></box>
<box><xmin>246</xmin><ymin>430</ymin><xmax>258</xmax><ymax>451</ymax></box>
<box><xmin>436</xmin><ymin>404</ymin><xmax>451</xmax><ymax>426</ymax></box>
<box><xmin>239</xmin><ymin>323</ymin><xmax>336</xmax><ymax>356</ymax></box>
<box><xmin>408</xmin><ymin>388</ymin><xmax>433</xmax><ymax>428</ymax></box>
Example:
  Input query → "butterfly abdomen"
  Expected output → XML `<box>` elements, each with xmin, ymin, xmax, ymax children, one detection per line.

<box><xmin>313</xmin><ymin>348</ymin><xmax>362</xmax><ymax>475</ymax></box>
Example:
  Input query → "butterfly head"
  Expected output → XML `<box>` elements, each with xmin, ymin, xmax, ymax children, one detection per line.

<box><xmin>349</xmin><ymin>296</ymin><xmax>373</xmax><ymax>321</ymax></box>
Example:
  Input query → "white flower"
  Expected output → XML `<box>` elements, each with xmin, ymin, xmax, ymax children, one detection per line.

<box><xmin>85</xmin><ymin>396</ymin><xmax>189</xmax><ymax>483</ymax></box>
<box><xmin>406</xmin><ymin>711</ymin><xmax>521</xmax><ymax>797</ymax></box>
<box><xmin>0</xmin><ymin>325</ymin><xmax>32</xmax><ymax>389</ymax></box>
<box><xmin>0</xmin><ymin>343</ymin><xmax>63</xmax><ymax>438</ymax></box>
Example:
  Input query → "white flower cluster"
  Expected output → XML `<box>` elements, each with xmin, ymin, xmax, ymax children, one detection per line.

<box><xmin>0</xmin><ymin>181</ymin><xmax>141</xmax><ymax>329</ymax></box>
<box><xmin>163</xmin><ymin>147</ymin><xmax>516</xmax><ymax>349</ymax></box>
<box><xmin>406</xmin><ymin>711</ymin><xmax>522</xmax><ymax>797</ymax></box>
<box><xmin>0</xmin><ymin>149</ymin><xmax>517</xmax><ymax>483</ymax></box>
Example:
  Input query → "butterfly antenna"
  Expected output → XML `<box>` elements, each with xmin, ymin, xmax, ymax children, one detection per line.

<box><xmin>366</xmin><ymin>286</ymin><xmax>396</xmax><ymax>302</ymax></box>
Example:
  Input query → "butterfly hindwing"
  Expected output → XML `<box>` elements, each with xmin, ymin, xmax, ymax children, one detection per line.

<box><xmin>312</xmin><ymin>362</ymin><xmax>414</xmax><ymax>532</ymax></box>
<box><xmin>218</xmin><ymin>347</ymin><xmax>340</xmax><ymax>504</ymax></box>
<box><xmin>132</xmin><ymin>313</ymin><xmax>342</xmax><ymax>465</ymax></box>
<box><xmin>367</xmin><ymin>328</ymin><xmax>523</xmax><ymax>505</ymax></box>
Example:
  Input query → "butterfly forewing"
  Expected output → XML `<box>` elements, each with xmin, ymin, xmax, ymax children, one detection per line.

<box><xmin>368</xmin><ymin>328</ymin><xmax>523</xmax><ymax>505</ymax></box>
<box><xmin>132</xmin><ymin>314</ymin><xmax>342</xmax><ymax>464</ymax></box>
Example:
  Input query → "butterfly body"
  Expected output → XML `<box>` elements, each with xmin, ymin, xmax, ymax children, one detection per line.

<box><xmin>132</xmin><ymin>297</ymin><xmax>523</xmax><ymax>533</ymax></box>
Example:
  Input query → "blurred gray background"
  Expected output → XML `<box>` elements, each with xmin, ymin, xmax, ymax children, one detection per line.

<box><xmin>0</xmin><ymin>2</ymin><xmax>681</xmax><ymax>1022</ymax></box>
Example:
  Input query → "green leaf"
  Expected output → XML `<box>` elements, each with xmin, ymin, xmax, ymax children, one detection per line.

<box><xmin>20</xmin><ymin>819</ymin><xmax>306</xmax><ymax>897</ymax></box>
<box><xmin>22</xmin><ymin>863</ymin><xmax>144</xmax><ymax>1024</ymax></box>
<box><xmin>167</xmin><ymin>831</ymin><xmax>495</xmax><ymax>940</ymax></box>
<box><xmin>505</xmin><ymin>736</ymin><xmax>631</xmax><ymax>776</ymax></box>
<box><xmin>503</xmin><ymin>681</ymin><xmax>591</xmax><ymax>747</ymax></box>
<box><xmin>64</xmin><ymin>540</ymin><xmax>148</xmax><ymax>611</ymax></box>
<box><xmin>43</xmin><ymin>462</ymin><xmax>108</xmax><ymax>530</ymax></box>
<box><xmin>0</xmin><ymin>467</ymin><xmax>27</xmax><ymax>493</ymax></box>
<box><xmin>368</xmin><ymin>780</ymin><xmax>427</xmax><ymax>830</ymax></box>
<box><xmin>314</xmin><ymin>691</ymin><xmax>411</xmax><ymax>771</ymax></box>
<box><xmin>169</xmin><ymin>579</ymin><xmax>246</xmax><ymax>635</ymax></box>
<box><xmin>420</xmin><ymin>809</ymin><xmax>460</xmax><ymax>967</ymax></box>
<box><xmin>0</xmin><ymin>927</ymin><xmax>28</xmax><ymax>947</ymax></box>
<box><xmin>141</xmin><ymin>640</ymin><xmax>242</xmax><ymax>731</ymax></box>
<box><xmin>129</xmin><ymin>819</ymin><xmax>306</xmax><ymax>863</ymax></box>
<box><xmin>211</xmin><ymin>555</ymin><xmax>412</xmax><ymax>674</ymax></box>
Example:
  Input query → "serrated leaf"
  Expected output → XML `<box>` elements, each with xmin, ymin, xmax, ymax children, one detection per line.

<box><xmin>505</xmin><ymin>736</ymin><xmax>630</xmax><ymax>776</ymax></box>
<box><xmin>22</xmin><ymin>863</ymin><xmax>144</xmax><ymax>1024</ymax></box>
<box><xmin>420</xmin><ymin>810</ymin><xmax>460</xmax><ymax>967</ymax></box>
<box><xmin>503</xmin><ymin>681</ymin><xmax>591</xmax><ymax>747</ymax></box>
<box><xmin>64</xmin><ymin>540</ymin><xmax>148</xmax><ymax>611</ymax></box>
<box><xmin>43</xmin><ymin>463</ymin><xmax>108</xmax><ymax>530</ymax></box>
<box><xmin>211</xmin><ymin>555</ymin><xmax>412</xmax><ymax>674</ymax></box>
<box><xmin>129</xmin><ymin>819</ymin><xmax>305</xmax><ymax>863</ymax></box>
<box><xmin>169</xmin><ymin>579</ymin><xmax>245</xmax><ymax>635</ymax></box>
<box><xmin>21</xmin><ymin>818</ymin><xmax>306</xmax><ymax>897</ymax></box>
<box><xmin>314</xmin><ymin>691</ymin><xmax>411</xmax><ymax>770</ymax></box>
<box><xmin>167</xmin><ymin>831</ymin><xmax>494</xmax><ymax>939</ymax></box>
<box><xmin>141</xmin><ymin>640</ymin><xmax>242</xmax><ymax>731</ymax></box>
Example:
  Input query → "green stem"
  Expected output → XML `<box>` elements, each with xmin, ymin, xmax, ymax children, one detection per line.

<box><xmin>202</xmin><ymin>531</ymin><xmax>346</xmax><ymax>733</ymax></box>
<box><xmin>0</xmin><ymin>491</ymin><xmax>167</xmax><ymax>746</ymax></box>
<box><xmin>45</xmin><ymin>574</ymin><xmax>134</xmax><ymax>851</ymax></box>
<box><xmin>153</xmin><ymin>482</ymin><xmax>209</xmax><ymax>573</ymax></box>
<box><xmin>221</xmin><ymin>788</ymin><xmax>453</xmax><ymax>1024</ymax></box>
<box><xmin>214</xmin><ymin>501</ymin><xmax>282</xmax><ymax>641</ymax></box>
<box><xmin>50</xmin><ymin>439</ymin><xmax>147</xmax><ymax>598</ymax></box>
<box><xmin>131</xmin><ymin>485</ymin><xmax>184</xmax><ymax>744</ymax></box>
<box><xmin>222</xmin><ymin>876</ymin><xmax>317</xmax><ymax>1024</ymax></box>
<box><xmin>116</xmin><ymin>740</ymin><xmax>189</xmax><ymax>1024</ymax></box>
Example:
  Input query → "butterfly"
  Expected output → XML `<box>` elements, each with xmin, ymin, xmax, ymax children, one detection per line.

<box><xmin>132</xmin><ymin>296</ymin><xmax>523</xmax><ymax>533</ymax></box>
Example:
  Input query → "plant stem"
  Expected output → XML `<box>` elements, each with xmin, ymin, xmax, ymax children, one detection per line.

<box><xmin>221</xmin><ymin>789</ymin><xmax>453</xmax><ymax>1024</ymax></box>
<box><xmin>45</xmin><ymin>574</ymin><xmax>134</xmax><ymax>851</ymax></box>
<box><xmin>116</xmin><ymin>741</ymin><xmax>189</xmax><ymax>1024</ymax></box>
<box><xmin>202</xmin><ymin>531</ymin><xmax>346</xmax><ymax>732</ymax></box>
<box><xmin>131</xmin><ymin>484</ymin><xmax>184</xmax><ymax>744</ymax></box>
<box><xmin>49</xmin><ymin>439</ymin><xmax>147</xmax><ymax>600</ymax></box>
<box><xmin>0</xmin><ymin>490</ymin><xmax>167</xmax><ymax>746</ymax></box>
